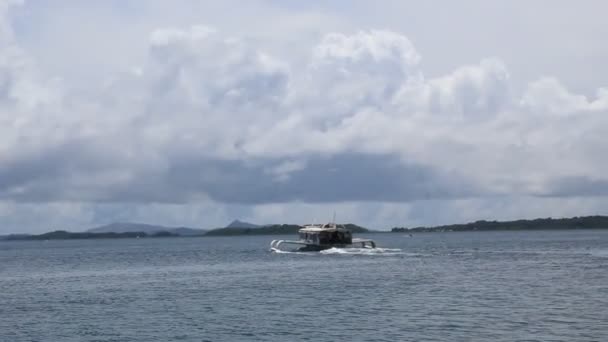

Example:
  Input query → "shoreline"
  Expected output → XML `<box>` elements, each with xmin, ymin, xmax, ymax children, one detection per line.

<box><xmin>3</xmin><ymin>215</ymin><xmax>608</xmax><ymax>241</ymax></box>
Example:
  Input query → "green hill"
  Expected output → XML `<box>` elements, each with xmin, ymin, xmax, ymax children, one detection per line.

<box><xmin>5</xmin><ymin>230</ymin><xmax>178</xmax><ymax>240</ymax></box>
<box><xmin>88</xmin><ymin>222</ymin><xmax>206</xmax><ymax>236</ymax></box>
<box><xmin>392</xmin><ymin>215</ymin><xmax>608</xmax><ymax>232</ymax></box>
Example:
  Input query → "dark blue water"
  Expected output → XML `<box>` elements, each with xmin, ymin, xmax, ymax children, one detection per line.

<box><xmin>1</xmin><ymin>230</ymin><xmax>607</xmax><ymax>341</ymax></box>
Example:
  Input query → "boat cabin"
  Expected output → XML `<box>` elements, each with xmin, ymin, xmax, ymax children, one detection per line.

<box><xmin>298</xmin><ymin>223</ymin><xmax>353</xmax><ymax>246</ymax></box>
<box><xmin>270</xmin><ymin>222</ymin><xmax>376</xmax><ymax>252</ymax></box>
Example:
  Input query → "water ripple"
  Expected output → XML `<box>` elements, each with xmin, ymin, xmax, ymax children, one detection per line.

<box><xmin>1</xmin><ymin>231</ymin><xmax>607</xmax><ymax>341</ymax></box>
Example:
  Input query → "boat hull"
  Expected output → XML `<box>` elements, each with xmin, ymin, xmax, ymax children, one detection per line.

<box><xmin>297</xmin><ymin>244</ymin><xmax>347</xmax><ymax>252</ymax></box>
<box><xmin>270</xmin><ymin>238</ymin><xmax>376</xmax><ymax>252</ymax></box>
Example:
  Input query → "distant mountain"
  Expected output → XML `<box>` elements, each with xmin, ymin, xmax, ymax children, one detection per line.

<box><xmin>206</xmin><ymin>224</ymin><xmax>298</xmax><ymax>236</ymax></box>
<box><xmin>5</xmin><ymin>230</ymin><xmax>181</xmax><ymax>241</ymax></box>
<box><xmin>225</xmin><ymin>220</ymin><xmax>260</xmax><ymax>229</ymax></box>
<box><xmin>88</xmin><ymin>222</ymin><xmax>206</xmax><ymax>236</ymax></box>
<box><xmin>170</xmin><ymin>227</ymin><xmax>208</xmax><ymax>236</ymax></box>
<box><xmin>342</xmin><ymin>224</ymin><xmax>370</xmax><ymax>233</ymax></box>
<box><xmin>89</xmin><ymin>222</ymin><xmax>164</xmax><ymax>233</ymax></box>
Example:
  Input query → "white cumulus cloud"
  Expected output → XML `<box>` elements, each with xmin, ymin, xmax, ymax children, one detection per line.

<box><xmin>1</xmin><ymin>1</ymin><xmax>607</xmax><ymax>232</ymax></box>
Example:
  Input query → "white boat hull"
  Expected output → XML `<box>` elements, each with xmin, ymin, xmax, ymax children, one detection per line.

<box><xmin>270</xmin><ymin>238</ymin><xmax>376</xmax><ymax>252</ymax></box>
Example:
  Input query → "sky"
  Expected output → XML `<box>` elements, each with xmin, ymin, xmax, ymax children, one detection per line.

<box><xmin>1</xmin><ymin>0</ymin><xmax>608</xmax><ymax>233</ymax></box>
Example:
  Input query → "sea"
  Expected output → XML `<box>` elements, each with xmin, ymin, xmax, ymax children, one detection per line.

<box><xmin>1</xmin><ymin>230</ymin><xmax>607</xmax><ymax>342</ymax></box>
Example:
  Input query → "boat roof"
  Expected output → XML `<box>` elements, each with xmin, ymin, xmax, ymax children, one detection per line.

<box><xmin>299</xmin><ymin>223</ymin><xmax>350</xmax><ymax>233</ymax></box>
<box><xmin>302</xmin><ymin>223</ymin><xmax>344</xmax><ymax>228</ymax></box>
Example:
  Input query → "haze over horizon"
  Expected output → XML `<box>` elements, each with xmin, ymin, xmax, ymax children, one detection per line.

<box><xmin>1</xmin><ymin>0</ymin><xmax>608</xmax><ymax>234</ymax></box>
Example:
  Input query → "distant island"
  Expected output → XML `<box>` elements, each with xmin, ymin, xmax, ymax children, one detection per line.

<box><xmin>0</xmin><ymin>222</ymin><xmax>207</xmax><ymax>241</ymax></box>
<box><xmin>391</xmin><ymin>215</ymin><xmax>608</xmax><ymax>232</ymax></box>
<box><xmin>0</xmin><ymin>220</ymin><xmax>369</xmax><ymax>241</ymax></box>
<box><xmin>2</xmin><ymin>230</ymin><xmax>178</xmax><ymax>241</ymax></box>
<box><xmin>225</xmin><ymin>220</ymin><xmax>261</xmax><ymax>229</ymax></box>
<box><xmin>88</xmin><ymin>222</ymin><xmax>208</xmax><ymax>236</ymax></box>
<box><xmin>3</xmin><ymin>216</ymin><xmax>608</xmax><ymax>241</ymax></box>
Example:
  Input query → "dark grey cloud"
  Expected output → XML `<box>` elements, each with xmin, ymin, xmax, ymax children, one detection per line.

<box><xmin>0</xmin><ymin>143</ymin><xmax>480</xmax><ymax>204</ymax></box>
<box><xmin>166</xmin><ymin>153</ymin><xmax>481</xmax><ymax>204</ymax></box>
<box><xmin>542</xmin><ymin>176</ymin><xmax>608</xmax><ymax>197</ymax></box>
<box><xmin>0</xmin><ymin>139</ymin><xmax>124</xmax><ymax>202</ymax></box>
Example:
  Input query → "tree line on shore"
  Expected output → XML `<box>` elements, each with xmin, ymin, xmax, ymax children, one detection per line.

<box><xmin>391</xmin><ymin>215</ymin><xmax>608</xmax><ymax>232</ymax></box>
<box><xmin>3</xmin><ymin>216</ymin><xmax>607</xmax><ymax>241</ymax></box>
<box><xmin>1</xmin><ymin>223</ymin><xmax>369</xmax><ymax>241</ymax></box>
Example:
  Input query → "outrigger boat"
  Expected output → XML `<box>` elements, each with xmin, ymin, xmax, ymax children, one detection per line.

<box><xmin>270</xmin><ymin>222</ymin><xmax>376</xmax><ymax>252</ymax></box>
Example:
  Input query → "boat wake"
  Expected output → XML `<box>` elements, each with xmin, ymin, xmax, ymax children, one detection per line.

<box><xmin>270</xmin><ymin>247</ymin><xmax>404</xmax><ymax>256</ymax></box>
<box><xmin>320</xmin><ymin>247</ymin><xmax>403</xmax><ymax>256</ymax></box>
<box><xmin>589</xmin><ymin>249</ymin><xmax>608</xmax><ymax>258</ymax></box>
<box><xmin>270</xmin><ymin>248</ymin><xmax>315</xmax><ymax>255</ymax></box>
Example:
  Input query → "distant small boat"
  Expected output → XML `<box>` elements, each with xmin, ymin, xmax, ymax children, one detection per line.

<box><xmin>270</xmin><ymin>222</ymin><xmax>376</xmax><ymax>252</ymax></box>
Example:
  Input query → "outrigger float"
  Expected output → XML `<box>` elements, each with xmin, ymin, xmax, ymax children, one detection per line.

<box><xmin>270</xmin><ymin>222</ymin><xmax>376</xmax><ymax>252</ymax></box>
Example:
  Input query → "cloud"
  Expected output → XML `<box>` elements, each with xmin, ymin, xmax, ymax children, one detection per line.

<box><xmin>165</xmin><ymin>153</ymin><xmax>479</xmax><ymax>204</ymax></box>
<box><xmin>0</xmin><ymin>200</ymin><xmax>238</xmax><ymax>233</ymax></box>
<box><xmin>146</xmin><ymin>25</ymin><xmax>289</xmax><ymax>110</ymax></box>
<box><xmin>0</xmin><ymin>0</ymin><xmax>22</xmax><ymax>43</ymax></box>
<box><xmin>1</xmin><ymin>2</ymin><xmax>608</xmax><ymax>233</ymax></box>
<box><xmin>2</xmin><ymin>24</ymin><xmax>608</xmax><ymax>206</ymax></box>
<box><xmin>541</xmin><ymin>176</ymin><xmax>608</xmax><ymax>197</ymax></box>
<box><xmin>0</xmin><ymin>2</ymin><xmax>55</xmax><ymax>110</ymax></box>
<box><xmin>521</xmin><ymin>77</ymin><xmax>608</xmax><ymax>115</ymax></box>
<box><xmin>421</xmin><ymin>59</ymin><xmax>511</xmax><ymax>118</ymax></box>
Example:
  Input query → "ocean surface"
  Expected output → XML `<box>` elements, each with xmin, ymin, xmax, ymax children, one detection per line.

<box><xmin>1</xmin><ymin>230</ymin><xmax>607</xmax><ymax>342</ymax></box>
